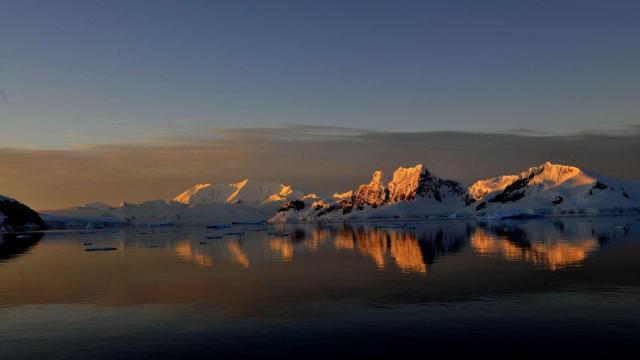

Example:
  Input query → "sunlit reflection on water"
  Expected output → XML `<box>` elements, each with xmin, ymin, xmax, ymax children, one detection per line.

<box><xmin>159</xmin><ymin>218</ymin><xmax>630</xmax><ymax>274</ymax></box>
<box><xmin>269</xmin><ymin>238</ymin><xmax>294</xmax><ymax>262</ymax></box>
<box><xmin>227</xmin><ymin>240</ymin><xmax>250</xmax><ymax>268</ymax></box>
<box><xmin>471</xmin><ymin>228</ymin><xmax>599</xmax><ymax>270</ymax></box>
<box><xmin>175</xmin><ymin>240</ymin><xmax>214</xmax><ymax>267</ymax></box>
<box><xmin>1</xmin><ymin>217</ymin><xmax>639</xmax><ymax>357</ymax></box>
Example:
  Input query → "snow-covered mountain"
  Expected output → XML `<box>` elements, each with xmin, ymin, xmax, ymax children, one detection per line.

<box><xmin>41</xmin><ymin>179</ymin><xmax>308</xmax><ymax>228</ymax></box>
<box><xmin>0</xmin><ymin>195</ymin><xmax>46</xmax><ymax>232</ymax></box>
<box><xmin>42</xmin><ymin>199</ymin><xmax>270</xmax><ymax>228</ymax></box>
<box><xmin>174</xmin><ymin>179</ymin><xmax>304</xmax><ymax>206</ymax></box>
<box><xmin>471</xmin><ymin>162</ymin><xmax>640</xmax><ymax>218</ymax></box>
<box><xmin>271</xmin><ymin>162</ymin><xmax>640</xmax><ymax>223</ymax></box>
<box><xmin>270</xmin><ymin>164</ymin><xmax>475</xmax><ymax>223</ymax></box>
<box><xmin>39</xmin><ymin>162</ymin><xmax>640</xmax><ymax>228</ymax></box>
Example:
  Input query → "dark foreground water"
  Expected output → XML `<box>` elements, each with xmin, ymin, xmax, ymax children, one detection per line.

<box><xmin>1</xmin><ymin>217</ymin><xmax>639</xmax><ymax>358</ymax></box>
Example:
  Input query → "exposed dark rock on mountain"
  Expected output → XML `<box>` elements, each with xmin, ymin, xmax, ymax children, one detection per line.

<box><xmin>353</xmin><ymin>164</ymin><xmax>473</xmax><ymax>208</ymax></box>
<box><xmin>488</xmin><ymin>173</ymin><xmax>534</xmax><ymax>203</ymax></box>
<box><xmin>278</xmin><ymin>200</ymin><xmax>306</xmax><ymax>212</ymax></box>
<box><xmin>0</xmin><ymin>196</ymin><xmax>46</xmax><ymax>232</ymax></box>
<box><xmin>271</xmin><ymin>164</ymin><xmax>475</xmax><ymax>222</ymax></box>
<box><xmin>471</xmin><ymin>162</ymin><xmax>640</xmax><ymax>218</ymax></box>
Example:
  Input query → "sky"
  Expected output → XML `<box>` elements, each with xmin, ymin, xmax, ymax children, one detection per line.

<box><xmin>1</xmin><ymin>0</ymin><xmax>639</xmax><ymax>208</ymax></box>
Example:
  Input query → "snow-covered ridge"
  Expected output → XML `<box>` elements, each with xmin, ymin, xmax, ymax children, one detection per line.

<box><xmin>42</xmin><ymin>199</ymin><xmax>271</xmax><ymax>228</ymax></box>
<box><xmin>174</xmin><ymin>179</ymin><xmax>304</xmax><ymax>206</ymax></box>
<box><xmin>470</xmin><ymin>162</ymin><xmax>585</xmax><ymax>201</ymax></box>
<box><xmin>472</xmin><ymin>162</ymin><xmax>640</xmax><ymax>218</ymax></box>
<box><xmin>469</xmin><ymin>175</ymin><xmax>519</xmax><ymax>201</ymax></box>
<box><xmin>173</xmin><ymin>183</ymin><xmax>211</xmax><ymax>204</ymax></box>
<box><xmin>41</xmin><ymin>178</ymin><xmax>310</xmax><ymax>228</ymax></box>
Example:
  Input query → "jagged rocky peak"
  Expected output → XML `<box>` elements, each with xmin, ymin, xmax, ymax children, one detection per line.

<box><xmin>388</xmin><ymin>164</ymin><xmax>426</xmax><ymax>202</ymax></box>
<box><xmin>416</xmin><ymin>168</ymin><xmax>473</xmax><ymax>204</ymax></box>
<box><xmin>353</xmin><ymin>164</ymin><xmax>472</xmax><ymax>207</ymax></box>
<box><xmin>355</xmin><ymin>170</ymin><xmax>388</xmax><ymax>207</ymax></box>
<box><xmin>386</xmin><ymin>164</ymin><xmax>471</xmax><ymax>204</ymax></box>
<box><xmin>270</xmin><ymin>163</ymin><xmax>477</xmax><ymax>223</ymax></box>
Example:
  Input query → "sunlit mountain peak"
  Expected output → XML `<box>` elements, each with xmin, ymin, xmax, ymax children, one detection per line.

<box><xmin>174</xmin><ymin>179</ymin><xmax>303</xmax><ymax>207</ymax></box>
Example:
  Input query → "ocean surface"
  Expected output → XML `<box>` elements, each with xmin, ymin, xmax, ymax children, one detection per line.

<box><xmin>1</xmin><ymin>217</ymin><xmax>639</xmax><ymax>358</ymax></box>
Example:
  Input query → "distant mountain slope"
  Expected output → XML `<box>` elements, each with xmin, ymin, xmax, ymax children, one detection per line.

<box><xmin>472</xmin><ymin>162</ymin><xmax>640</xmax><ymax>218</ymax></box>
<box><xmin>41</xmin><ymin>199</ymin><xmax>271</xmax><ymax>228</ymax></box>
<box><xmin>41</xmin><ymin>178</ymin><xmax>308</xmax><ymax>228</ymax></box>
<box><xmin>174</xmin><ymin>179</ymin><xmax>304</xmax><ymax>206</ymax></box>
<box><xmin>0</xmin><ymin>195</ymin><xmax>46</xmax><ymax>232</ymax></box>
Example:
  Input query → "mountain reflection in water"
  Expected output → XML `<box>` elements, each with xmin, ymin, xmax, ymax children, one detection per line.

<box><xmin>166</xmin><ymin>218</ymin><xmax>627</xmax><ymax>273</ymax></box>
<box><xmin>0</xmin><ymin>232</ymin><xmax>43</xmax><ymax>263</ymax></box>
<box><xmin>334</xmin><ymin>227</ymin><xmax>428</xmax><ymax>274</ymax></box>
<box><xmin>0</xmin><ymin>217</ymin><xmax>639</xmax><ymax>357</ymax></box>
<box><xmin>471</xmin><ymin>228</ymin><xmax>598</xmax><ymax>270</ymax></box>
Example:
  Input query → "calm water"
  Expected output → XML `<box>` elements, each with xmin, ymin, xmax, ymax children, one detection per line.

<box><xmin>1</xmin><ymin>217</ymin><xmax>639</xmax><ymax>358</ymax></box>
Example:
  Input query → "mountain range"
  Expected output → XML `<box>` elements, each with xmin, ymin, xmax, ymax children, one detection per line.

<box><xmin>39</xmin><ymin>179</ymin><xmax>314</xmax><ymax>228</ymax></box>
<box><xmin>271</xmin><ymin>162</ymin><xmax>640</xmax><ymax>222</ymax></box>
<box><xmin>14</xmin><ymin>161</ymin><xmax>640</xmax><ymax>229</ymax></box>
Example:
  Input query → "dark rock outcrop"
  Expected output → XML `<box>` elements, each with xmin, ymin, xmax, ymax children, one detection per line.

<box><xmin>278</xmin><ymin>200</ymin><xmax>306</xmax><ymax>212</ymax></box>
<box><xmin>0</xmin><ymin>196</ymin><xmax>46</xmax><ymax>232</ymax></box>
<box><xmin>488</xmin><ymin>172</ymin><xmax>534</xmax><ymax>203</ymax></box>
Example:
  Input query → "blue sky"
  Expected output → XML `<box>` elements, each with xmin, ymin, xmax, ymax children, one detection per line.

<box><xmin>1</xmin><ymin>0</ymin><xmax>640</xmax><ymax>148</ymax></box>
